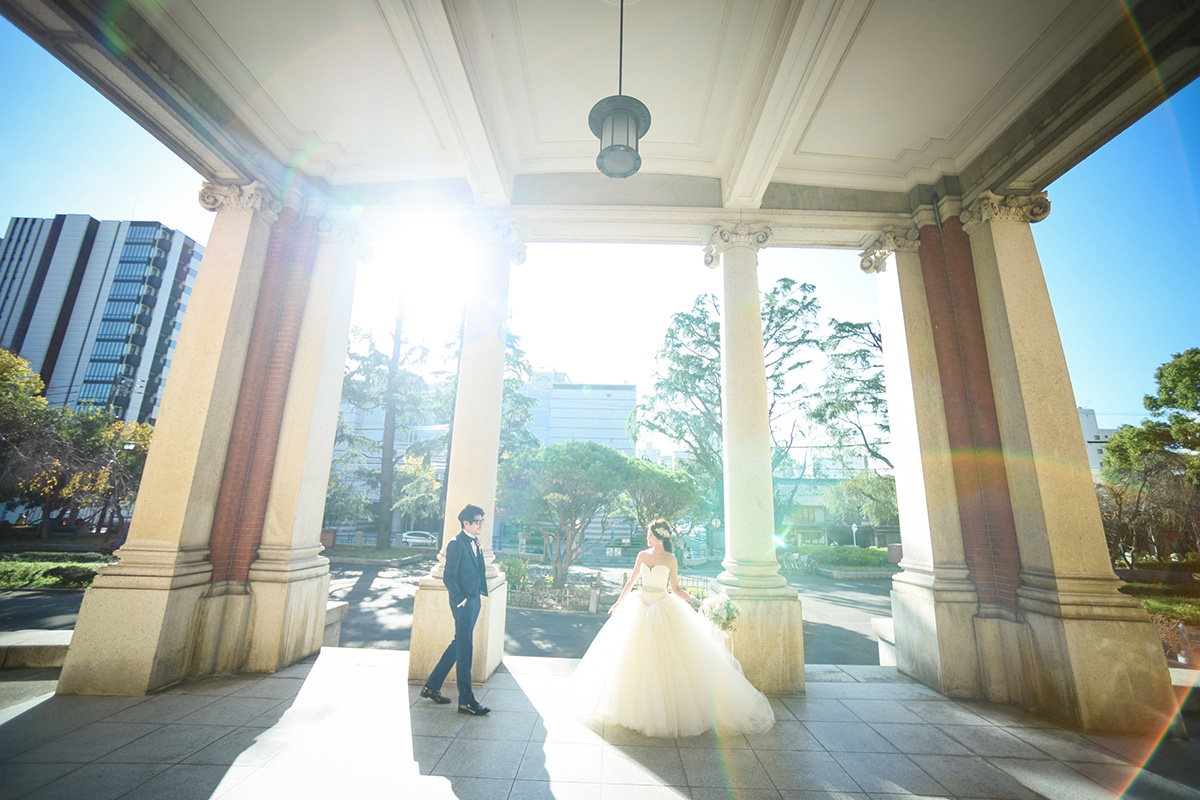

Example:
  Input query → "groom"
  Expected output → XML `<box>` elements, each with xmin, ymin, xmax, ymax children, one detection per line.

<box><xmin>420</xmin><ymin>504</ymin><xmax>491</xmax><ymax>716</ymax></box>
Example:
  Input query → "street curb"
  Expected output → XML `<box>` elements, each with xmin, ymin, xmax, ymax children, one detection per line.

<box><xmin>327</xmin><ymin>555</ymin><xmax>431</xmax><ymax>568</ymax></box>
<box><xmin>816</xmin><ymin>567</ymin><xmax>899</xmax><ymax>580</ymax></box>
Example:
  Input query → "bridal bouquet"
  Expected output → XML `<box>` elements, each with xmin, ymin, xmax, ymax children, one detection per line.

<box><xmin>700</xmin><ymin>592</ymin><xmax>740</xmax><ymax>634</ymax></box>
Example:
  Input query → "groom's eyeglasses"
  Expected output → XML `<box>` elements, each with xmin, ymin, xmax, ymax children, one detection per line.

<box><xmin>470</xmin><ymin>518</ymin><xmax>485</xmax><ymax>525</ymax></box>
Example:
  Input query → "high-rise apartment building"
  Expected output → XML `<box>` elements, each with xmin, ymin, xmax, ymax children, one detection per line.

<box><xmin>0</xmin><ymin>214</ymin><xmax>202</xmax><ymax>424</ymax></box>
<box><xmin>1078</xmin><ymin>407</ymin><xmax>1117</xmax><ymax>477</ymax></box>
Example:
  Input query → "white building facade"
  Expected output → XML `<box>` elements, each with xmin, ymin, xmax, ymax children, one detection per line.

<box><xmin>1077</xmin><ymin>407</ymin><xmax>1116</xmax><ymax>477</ymax></box>
<box><xmin>526</xmin><ymin>369</ymin><xmax>636</xmax><ymax>456</ymax></box>
<box><xmin>0</xmin><ymin>214</ymin><xmax>202</xmax><ymax>423</ymax></box>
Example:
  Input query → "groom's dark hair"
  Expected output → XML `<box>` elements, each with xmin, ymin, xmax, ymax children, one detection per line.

<box><xmin>459</xmin><ymin>504</ymin><xmax>485</xmax><ymax>527</ymax></box>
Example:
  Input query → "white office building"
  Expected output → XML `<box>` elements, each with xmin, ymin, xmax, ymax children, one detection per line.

<box><xmin>1078</xmin><ymin>407</ymin><xmax>1117</xmax><ymax>477</ymax></box>
<box><xmin>526</xmin><ymin>369</ymin><xmax>636</xmax><ymax>455</ymax></box>
<box><xmin>0</xmin><ymin>215</ymin><xmax>202</xmax><ymax>424</ymax></box>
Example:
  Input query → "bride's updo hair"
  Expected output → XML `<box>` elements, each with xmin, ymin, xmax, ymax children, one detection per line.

<box><xmin>648</xmin><ymin>519</ymin><xmax>676</xmax><ymax>553</ymax></box>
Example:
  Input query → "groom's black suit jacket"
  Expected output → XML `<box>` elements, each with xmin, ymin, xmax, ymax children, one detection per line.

<box><xmin>443</xmin><ymin>530</ymin><xmax>489</xmax><ymax>608</ymax></box>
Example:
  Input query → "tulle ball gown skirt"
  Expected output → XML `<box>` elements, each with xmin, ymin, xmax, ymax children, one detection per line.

<box><xmin>571</xmin><ymin>591</ymin><xmax>775</xmax><ymax>738</ymax></box>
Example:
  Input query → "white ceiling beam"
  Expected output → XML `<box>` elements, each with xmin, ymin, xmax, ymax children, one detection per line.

<box><xmin>723</xmin><ymin>0</ymin><xmax>870</xmax><ymax>209</ymax></box>
<box><xmin>380</xmin><ymin>0</ymin><xmax>509</xmax><ymax>205</ymax></box>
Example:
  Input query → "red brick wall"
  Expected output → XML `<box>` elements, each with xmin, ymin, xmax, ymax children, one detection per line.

<box><xmin>207</xmin><ymin>209</ymin><xmax>319</xmax><ymax>583</ymax></box>
<box><xmin>918</xmin><ymin>218</ymin><xmax>1021</xmax><ymax>606</ymax></box>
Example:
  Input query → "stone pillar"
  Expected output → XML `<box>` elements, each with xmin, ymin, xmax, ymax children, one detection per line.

<box><xmin>58</xmin><ymin>182</ymin><xmax>278</xmax><ymax>695</ymax></box>
<box><xmin>244</xmin><ymin>214</ymin><xmax>359</xmax><ymax>672</ymax></box>
<box><xmin>408</xmin><ymin>215</ymin><xmax>523</xmax><ymax>684</ymax></box>
<box><xmin>961</xmin><ymin>191</ymin><xmax>1175</xmax><ymax>734</ymax></box>
<box><xmin>704</xmin><ymin>223</ymin><xmax>803</xmax><ymax>694</ymax></box>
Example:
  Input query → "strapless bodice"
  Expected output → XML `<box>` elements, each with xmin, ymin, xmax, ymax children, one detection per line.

<box><xmin>639</xmin><ymin>564</ymin><xmax>670</xmax><ymax>605</ymax></box>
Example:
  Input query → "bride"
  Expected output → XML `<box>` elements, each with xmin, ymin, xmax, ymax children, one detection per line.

<box><xmin>572</xmin><ymin>519</ymin><xmax>775</xmax><ymax>738</ymax></box>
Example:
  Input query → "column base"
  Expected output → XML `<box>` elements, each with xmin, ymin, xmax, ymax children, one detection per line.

<box><xmin>891</xmin><ymin>569</ymin><xmax>983</xmax><ymax>697</ymax></box>
<box><xmin>244</xmin><ymin>547</ymin><xmax>331</xmax><ymax>673</ymax></box>
<box><xmin>407</xmin><ymin>574</ymin><xmax>507</xmax><ymax>685</ymax></box>
<box><xmin>723</xmin><ymin>593</ymin><xmax>805</xmax><ymax>694</ymax></box>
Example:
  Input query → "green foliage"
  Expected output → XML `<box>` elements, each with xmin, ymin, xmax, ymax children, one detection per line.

<box><xmin>1119</xmin><ymin>581</ymin><xmax>1200</xmax><ymax>599</ymax></box>
<box><xmin>498</xmin><ymin>441</ymin><xmax>629</xmax><ymax>586</ymax></box>
<box><xmin>822</xmin><ymin>472</ymin><xmax>898</xmax><ymax>527</ymax></box>
<box><xmin>0</xmin><ymin>551</ymin><xmax>111</xmax><ymax>563</ymax></box>
<box><xmin>392</xmin><ymin>457</ymin><xmax>442</xmax><ymax>530</ymax></box>
<box><xmin>807</xmin><ymin>320</ymin><xmax>890</xmax><ymax>471</ymax></box>
<box><xmin>785</xmin><ymin>545</ymin><xmax>891</xmax><ymax>569</ymax></box>
<box><xmin>632</xmin><ymin>278</ymin><xmax>821</xmax><ymax>517</ymax></box>
<box><xmin>498</xmin><ymin>554</ymin><xmax>530</xmax><ymax>589</ymax></box>
<box><xmin>0</xmin><ymin>557</ymin><xmax>110</xmax><ymax>588</ymax></box>
<box><xmin>1099</xmin><ymin>349</ymin><xmax>1200</xmax><ymax>566</ymax></box>
<box><xmin>624</xmin><ymin>459</ymin><xmax>700</xmax><ymax>536</ymax></box>
<box><xmin>1141</xmin><ymin>598</ymin><xmax>1200</xmax><ymax>626</ymax></box>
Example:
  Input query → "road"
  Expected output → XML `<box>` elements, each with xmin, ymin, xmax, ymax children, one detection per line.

<box><xmin>0</xmin><ymin>561</ymin><xmax>893</xmax><ymax>664</ymax></box>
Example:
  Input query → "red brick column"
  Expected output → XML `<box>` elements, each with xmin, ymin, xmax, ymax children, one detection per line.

<box><xmin>208</xmin><ymin>208</ymin><xmax>319</xmax><ymax>583</ymax></box>
<box><xmin>917</xmin><ymin>216</ymin><xmax>1020</xmax><ymax>607</ymax></box>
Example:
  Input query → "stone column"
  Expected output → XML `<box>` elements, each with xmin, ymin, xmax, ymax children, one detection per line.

<box><xmin>58</xmin><ymin>182</ymin><xmax>278</xmax><ymax>695</ymax></box>
<box><xmin>961</xmin><ymin>191</ymin><xmax>1175</xmax><ymax>733</ymax></box>
<box><xmin>408</xmin><ymin>215</ymin><xmax>523</xmax><ymax>684</ymax></box>
<box><xmin>245</xmin><ymin>214</ymin><xmax>360</xmax><ymax>672</ymax></box>
<box><xmin>867</xmin><ymin>225</ymin><xmax>984</xmax><ymax>697</ymax></box>
<box><xmin>704</xmin><ymin>223</ymin><xmax>803</xmax><ymax>694</ymax></box>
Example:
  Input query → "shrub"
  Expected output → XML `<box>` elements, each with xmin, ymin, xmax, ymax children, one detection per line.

<box><xmin>784</xmin><ymin>545</ymin><xmax>891</xmax><ymax>569</ymax></box>
<box><xmin>42</xmin><ymin>565</ymin><xmax>100</xmax><ymax>587</ymax></box>
<box><xmin>499</xmin><ymin>555</ymin><xmax>529</xmax><ymax>589</ymax></box>
<box><xmin>0</xmin><ymin>551</ymin><xmax>111</xmax><ymax>563</ymax></box>
<box><xmin>0</xmin><ymin>559</ymin><xmax>105</xmax><ymax>588</ymax></box>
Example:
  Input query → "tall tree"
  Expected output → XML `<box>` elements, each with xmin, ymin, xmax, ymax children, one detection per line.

<box><xmin>807</xmin><ymin>319</ymin><xmax>889</xmax><ymax>470</ymax></box>
<box><xmin>0</xmin><ymin>350</ymin><xmax>49</xmax><ymax>501</ymax></box>
<box><xmin>631</xmin><ymin>278</ymin><xmax>821</xmax><ymax>517</ymax></box>
<box><xmin>340</xmin><ymin>325</ymin><xmax>428</xmax><ymax>548</ymax></box>
<box><xmin>392</xmin><ymin>456</ymin><xmax>443</xmax><ymax>533</ymax></box>
<box><xmin>498</xmin><ymin>441</ymin><xmax>629</xmax><ymax>586</ymax></box>
<box><xmin>624</xmin><ymin>458</ymin><xmax>701</xmax><ymax>537</ymax></box>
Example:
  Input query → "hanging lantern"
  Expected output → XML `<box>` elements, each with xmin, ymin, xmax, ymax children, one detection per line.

<box><xmin>588</xmin><ymin>0</ymin><xmax>651</xmax><ymax>178</ymax></box>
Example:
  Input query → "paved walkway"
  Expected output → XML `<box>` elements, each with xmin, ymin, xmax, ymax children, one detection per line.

<box><xmin>1</xmin><ymin>648</ymin><xmax>1196</xmax><ymax>799</ymax></box>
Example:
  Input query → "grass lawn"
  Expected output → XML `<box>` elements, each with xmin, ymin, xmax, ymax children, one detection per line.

<box><xmin>1140</xmin><ymin>596</ymin><xmax>1200</xmax><ymax>625</ymax></box>
<box><xmin>0</xmin><ymin>552</ymin><xmax>114</xmax><ymax>589</ymax></box>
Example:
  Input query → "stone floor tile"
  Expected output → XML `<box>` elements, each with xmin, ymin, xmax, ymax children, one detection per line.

<box><xmin>754</xmin><ymin>750</ymin><xmax>861</xmax><ymax>792</ymax></box>
<box><xmin>864</xmin><ymin>795</ymin><xmax>951</xmax><ymax>800</ymax></box>
<box><xmin>509</xmin><ymin>779</ymin><xmax>604</xmax><ymax>800</ymax></box>
<box><xmin>601</xmin><ymin>744</ymin><xmax>687</xmax><ymax>786</ymax></box>
<box><xmin>480</xmin><ymin>672</ymin><xmax>522</xmax><ymax>691</ymax></box>
<box><xmin>831</xmin><ymin>752</ymin><xmax>950</xmax><ymax>796</ymax></box>
<box><xmin>1061</xmin><ymin>760</ymin><xmax>1146</xmax><ymax>795</ymax></box>
<box><xmin>690</xmin><ymin>788</ymin><xmax>782</xmax><ymax>800</ymax></box>
<box><xmin>743</xmin><ymin>720</ymin><xmax>823</xmax><ymax>751</ymax></box>
<box><xmin>679</xmin><ymin>747</ymin><xmax>773</xmax><ymax>789</ymax></box>
<box><xmin>181</xmin><ymin>726</ymin><xmax>296</xmax><ymax>767</ymax></box>
<box><xmin>456</xmin><ymin>709</ymin><xmax>538</xmax><ymax>741</ymax></box>
<box><xmin>804</xmin><ymin>665</ymin><xmax>855</xmax><ymax>683</ymax></box>
<box><xmin>676</xmin><ymin>729</ymin><xmax>750</xmax><ymax>750</ymax></box>
<box><xmin>531</xmin><ymin>712</ymin><xmax>606</xmax><ymax>745</ymax></box>
<box><xmin>227</xmin><ymin>676</ymin><xmax>305</xmax><ymax>700</ymax></box>
<box><xmin>803</xmin><ymin>721</ymin><xmax>899</xmax><ymax>753</ymax></box>
<box><xmin>868</xmin><ymin>723</ymin><xmax>972</xmax><ymax>755</ymax></box>
<box><xmin>899</xmin><ymin>700</ymin><xmax>993</xmax><ymax>726</ymax></box>
<box><xmin>994</xmin><ymin>757</ymin><xmax>1126</xmax><ymax>800</ymax></box>
<box><xmin>1003</xmin><ymin>726</ymin><xmax>1126</xmax><ymax>764</ymax></box>
<box><xmin>172</xmin><ymin>695</ymin><xmax>283</xmax><ymax>726</ymax></box>
<box><xmin>476</xmin><ymin>687</ymin><xmax>538</xmax><ymax>713</ymax></box>
<box><xmin>22</xmin><ymin>761</ymin><xmax>171</xmax><ymax>800</ymax></box>
<box><xmin>97</xmin><ymin>723</ymin><xmax>236</xmax><ymax>764</ymax></box>
<box><xmin>837</xmin><ymin>666</ymin><xmax>919</xmax><ymax>684</ymax></box>
<box><xmin>270</xmin><ymin>658</ymin><xmax>315</xmax><ymax>680</ymax></box>
<box><xmin>518</xmin><ymin>740</ymin><xmax>604</xmax><ymax>782</ymax></box>
<box><xmin>166</xmin><ymin>676</ymin><xmax>266</xmax><ymax>697</ymax></box>
<box><xmin>103</xmin><ymin>693</ymin><xmax>219</xmax><ymax>725</ymax></box>
<box><xmin>805</xmin><ymin>683</ymin><xmax>943</xmax><ymax>701</ymax></box>
<box><xmin>780</xmin><ymin>698</ymin><xmax>859</xmax><ymax>723</ymax></box>
<box><xmin>907</xmin><ymin>754</ymin><xmax>1041</xmax><ymax>799</ymax></box>
<box><xmin>839</xmin><ymin>699</ymin><xmax>925</xmax><ymax>724</ymax></box>
<box><xmin>241</xmin><ymin>698</ymin><xmax>294</xmax><ymax>727</ymax></box>
<box><xmin>936</xmin><ymin>724</ymin><xmax>1052</xmax><ymax>759</ymax></box>
<box><xmin>439</xmin><ymin>775</ymin><xmax>517</xmax><ymax>800</ymax></box>
<box><xmin>0</xmin><ymin>696</ymin><xmax>146</xmax><ymax>759</ymax></box>
<box><xmin>1081</xmin><ymin>733</ymin><xmax>1160</xmax><ymax>765</ymax></box>
<box><xmin>601</xmin><ymin>723</ymin><xmax>679</xmax><ymax>747</ymax></box>
<box><xmin>0</xmin><ymin>761</ymin><xmax>81</xmax><ymax>798</ymax></box>
<box><xmin>952</xmin><ymin>700</ymin><xmax>1062</xmax><ymax>729</ymax></box>
<box><xmin>8</xmin><ymin>720</ymin><xmax>161</xmax><ymax>763</ymax></box>
<box><xmin>599</xmin><ymin>782</ymin><xmax>690</xmax><ymax>799</ymax></box>
<box><xmin>212</xmin><ymin>764</ymin><xmax>346</xmax><ymax>799</ymax></box>
<box><xmin>409</xmin><ymin>705</ymin><xmax>470</xmax><ymax>738</ymax></box>
<box><xmin>412</xmin><ymin>734</ymin><xmax>454</xmax><ymax>774</ymax></box>
<box><xmin>504</xmin><ymin>655</ymin><xmax>582</xmax><ymax>677</ymax></box>
<box><xmin>431</xmin><ymin>737</ymin><xmax>528</xmax><ymax>779</ymax></box>
<box><xmin>768</xmin><ymin>696</ymin><xmax>797</xmax><ymax>721</ymax></box>
<box><xmin>118</xmin><ymin>763</ymin><xmax>257</xmax><ymax>800</ymax></box>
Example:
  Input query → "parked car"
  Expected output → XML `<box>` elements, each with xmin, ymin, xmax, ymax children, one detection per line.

<box><xmin>399</xmin><ymin>530</ymin><xmax>437</xmax><ymax>547</ymax></box>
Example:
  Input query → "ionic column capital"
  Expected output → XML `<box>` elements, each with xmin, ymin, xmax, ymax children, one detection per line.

<box><xmin>468</xmin><ymin>214</ymin><xmax>526</xmax><ymax>266</ymax></box>
<box><xmin>316</xmin><ymin>215</ymin><xmax>357</xmax><ymax>244</ymax></box>
<box><xmin>860</xmin><ymin>227</ymin><xmax>920</xmax><ymax>274</ymax></box>
<box><xmin>198</xmin><ymin>181</ymin><xmax>280</xmax><ymax>224</ymax></box>
<box><xmin>961</xmin><ymin>190</ymin><xmax>1051</xmax><ymax>235</ymax></box>
<box><xmin>704</xmin><ymin>223</ymin><xmax>773</xmax><ymax>268</ymax></box>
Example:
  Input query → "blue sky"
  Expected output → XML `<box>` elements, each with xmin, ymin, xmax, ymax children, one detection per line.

<box><xmin>1</xmin><ymin>16</ymin><xmax>1197</xmax><ymax>435</ymax></box>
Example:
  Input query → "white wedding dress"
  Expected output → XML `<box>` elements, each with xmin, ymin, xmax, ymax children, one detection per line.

<box><xmin>572</xmin><ymin>563</ymin><xmax>775</xmax><ymax>738</ymax></box>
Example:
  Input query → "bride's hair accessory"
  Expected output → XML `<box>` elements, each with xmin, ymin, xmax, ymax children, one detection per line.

<box><xmin>648</xmin><ymin>518</ymin><xmax>676</xmax><ymax>552</ymax></box>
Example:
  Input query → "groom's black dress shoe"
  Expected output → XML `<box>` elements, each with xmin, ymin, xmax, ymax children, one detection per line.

<box><xmin>458</xmin><ymin>701</ymin><xmax>491</xmax><ymax>716</ymax></box>
<box><xmin>420</xmin><ymin>686</ymin><xmax>450</xmax><ymax>705</ymax></box>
